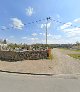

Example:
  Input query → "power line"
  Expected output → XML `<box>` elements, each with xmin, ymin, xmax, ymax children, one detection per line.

<box><xmin>23</xmin><ymin>18</ymin><xmax>47</xmax><ymax>26</ymax></box>
<box><xmin>0</xmin><ymin>17</ymin><xmax>80</xmax><ymax>31</ymax></box>
<box><xmin>50</xmin><ymin>18</ymin><xmax>80</xmax><ymax>28</ymax></box>
<box><xmin>0</xmin><ymin>17</ymin><xmax>47</xmax><ymax>31</ymax></box>
<box><xmin>0</xmin><ymin>16</ymin><xmax>80</xmax><ymax>44</ymax></box>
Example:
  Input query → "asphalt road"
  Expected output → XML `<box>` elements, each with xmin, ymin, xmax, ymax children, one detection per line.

<box><xmin>0</xmin><ymin>73</ymin><xmax>80</xmax><ymax>92</ymax></box>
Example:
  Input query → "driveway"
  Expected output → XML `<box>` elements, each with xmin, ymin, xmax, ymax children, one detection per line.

<box><xmin>52</xmin><ymin>48</ymin><xmax>80</xmax><ymax>74</ymax></box>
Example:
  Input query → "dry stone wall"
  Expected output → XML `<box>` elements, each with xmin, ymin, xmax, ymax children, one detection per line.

<box><xmin>0</xmin><ymin>50</ymin><xmax>49</xmax><ymax>61</ymax></box>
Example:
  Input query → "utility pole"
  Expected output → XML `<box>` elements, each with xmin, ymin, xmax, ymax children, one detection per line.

<box><xmin>46</xmin><ymin>17</ymin><xmax>51</xmax><ymax>44</ymax></box>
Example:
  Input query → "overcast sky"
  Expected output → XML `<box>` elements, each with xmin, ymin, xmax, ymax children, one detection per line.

<box><xmin>0</xmin><ymin>0</ymin><xmax>80</xmax><ymax>44</ymax></box>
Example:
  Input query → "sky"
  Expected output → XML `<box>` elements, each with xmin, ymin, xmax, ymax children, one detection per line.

<box><xmin>0</xmin><ymin>0</ymin><xmax>80</xmax><ymax>44</ymax></box>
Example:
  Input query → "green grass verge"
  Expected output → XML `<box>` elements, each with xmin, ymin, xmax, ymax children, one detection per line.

<box><xmin>60</xmin><ymin>48</ymin><xmax>80</xmax><ymax>52</ymax></box>
<box><xmin>68</xmin><ymin>54</ymin><xmax>80</xmax><ymax>60</ymax></box>
<box><xmin>73</xmin><ymin>50</ymin><xmax>80</xmax><ymax>52</ymax></box>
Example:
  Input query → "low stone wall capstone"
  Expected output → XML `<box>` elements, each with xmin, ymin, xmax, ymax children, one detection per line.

<box><xmin>0</xmin><ymin>50</ymin><xmax>49</xmax><ymax>61</ymax></box>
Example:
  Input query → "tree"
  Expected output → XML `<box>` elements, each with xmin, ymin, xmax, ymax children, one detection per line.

<box><xmin>76</xmin><ymin>41</ymin><xmax>80</xmax><ymax>46</ymax></box>
<box><xmin>3</xmin><ymin>39</ymin><xmax>7</xmax><ymax>44</ymax></box>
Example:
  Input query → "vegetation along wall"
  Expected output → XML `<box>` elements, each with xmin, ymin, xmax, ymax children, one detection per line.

<box><xmin>0</xmin><ymin>50</ymin><xmax>49</xmax><ymax>61</ymax></box>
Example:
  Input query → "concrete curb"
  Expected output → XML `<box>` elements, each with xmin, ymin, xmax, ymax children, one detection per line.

<box><xmin>0</xmin><ymin>70</ymin><xmax>53</xmax><ymax>76</ymax></box>
<box><xmin>1</xmin><ymin>69</ymin><xmax>80</xmax><ymax>78</ymax></box>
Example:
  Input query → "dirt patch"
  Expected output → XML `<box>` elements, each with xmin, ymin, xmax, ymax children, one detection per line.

<box><xmin>0</xmin><ymin>59</ymin><xmax>55</xmax><ymax>74</ymax></box>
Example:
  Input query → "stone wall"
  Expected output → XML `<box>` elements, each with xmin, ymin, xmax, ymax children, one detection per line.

<box><xmin>0</xmin><ymin>50</ymin><xmax>49</xmax><ymax>61</ymax></box>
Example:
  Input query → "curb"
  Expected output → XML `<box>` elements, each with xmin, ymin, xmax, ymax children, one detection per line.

<box><xmin>0</xmin><ymin>70</ymin><xmax>53</xmax><ymax>76</ymax></box>
<box><xmin>1</xmin><ymin>69</ymin><xmax>80</xmax><ymax>78</ymax></box>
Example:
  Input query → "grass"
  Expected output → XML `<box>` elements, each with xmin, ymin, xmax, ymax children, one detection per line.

<box><xmin>68</xmin><ymin>54</ymin><xmax>80</xmax><ymax>60</ymax></box>
<box><xmin>60</xmin><ymin>48</ymin><xmax>69</xmax><ymax>50</ymax></box>
<box><xmin>73</xmin><ymin>50</ymin><xmax>80</xmax><ymax>52</ymax></box>
<box><xmin>60</xmin><ymin>48</ymin><xmax>80</xmax><ymax>52</ymax></box>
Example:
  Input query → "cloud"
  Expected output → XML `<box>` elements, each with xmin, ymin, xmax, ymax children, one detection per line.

<box><xmin>20</xmin><ymin>34</ymin><xmax>76</xmax><ymax>44</ymax></box>
<box><xmin>21</xmin><ymin>37</ymin><xmax>40</xmax><ymax>44</ymax></box>
<box><xmin>11</xmin><ymin>18</ymin><xmax>24</xmax><ymax>30</ymax></box>
<box><xmin>21</xmin><ymin>37</ymin><xmax>27</xmax><ymax>40</ymax></box>
<box><xmin>31</xmin><ymin>38</ymin><xmax>38</xmax><ymax>40</ymax></box>
<box><xmin>9</xmin><ymin>36</ymin><xmax>14</xmax><ymax>38</ymax></box>
<box><xmin>1</xmin><ymin>26</ymin><xmax>7</xmax><ymax>30</ymax></box>
<box><xmin>43</xmin><ymin>33</ymin><xmax>45</xmax><ymax>36</ymax></box>
<box><xmin>53</xmin><ymin>35</ymin><xmax>62</xmax><ymax>39</ymax></box>
<box><xmin>47</xmin><ymin>34</ymin><xmax>61</xmax><ymax>39</ymax></box>
<box><xmin>60</xmin><ymin>19</ymin><xmax>80</xmax><ymax>38</ymax></box>
<box><xmin>74</xmin><ymin>18</ymin><xmax>80</xmax><ymax>23</ymax></box>
<box><xmin>56</xmin><ymin>14</ymin><xmax>60</xmax><ymax>19</ymax></box>
<box><xmin>62</xmin><ymin>27</ymin><xmax>80</xmax><ymax>37</ymax></box>
<box><xmin>25</xmin><ymin>7</ymin><xmax>34</xmax><ymax>16</ymax></box>
<box><xmin>39</xmin><ymin>33</ymin><xmax>52</xmax><ymax>37</ymax></box>
<box><xmin>30</xmin><ymin>38</ymin><xmax>39</xmax><ymax>44</ymax></box>
<box><xmin>60</xmin><ymin>22</ymin><xmax>72</xmax><ymax>30</ymax></box>
<box><xmin>43</xmin><ymin>33</ymin><xmax>62</xmax><ymax>39</ymax></box>
<box><xmin>39</xmin><ymin>33</ymin><xmax>45</xmax><ymax>36</ymax></box>
<box><xmin>32</xmin><ymin>33</ymin><xmax>37</xmax><ymax>36</ymax></box>
<box><xmin>41</xmin><ymin>22</ymin><xmax>51</xmax><ymax>29</ymax></box>
<box><xmin>41</xmin><ymin>35</ymin><xmax>68</xmax><ymax>44</ymax></box>
<box><xmin>40</xmin><ymin>33</ymin><xmax>61</xmax><ymax>39</ymax></box>
<box><xmin>47</xmin><ymin>22</ymin><xmax>51</xmax><ymax>28</ymax></box>
<box><xmin>41</xmin><ymin>24</ymin><xmax>45</xmax><ymax>29</ymax></box>
<box><xmin>47</xmin><ymin>33</ymin><xmax>52</xmax><ymax>37</ymax></box>
<box><xmin>39</xmin><ymin>33</ymin><xmax>43</xmax><ymax>35</ymax></box>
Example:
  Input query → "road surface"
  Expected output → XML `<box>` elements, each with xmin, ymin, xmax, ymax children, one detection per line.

<box><xmin>0</xmin><ymin>72</ymin><xmax>80</xmax><ymax>92</ymax></box>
